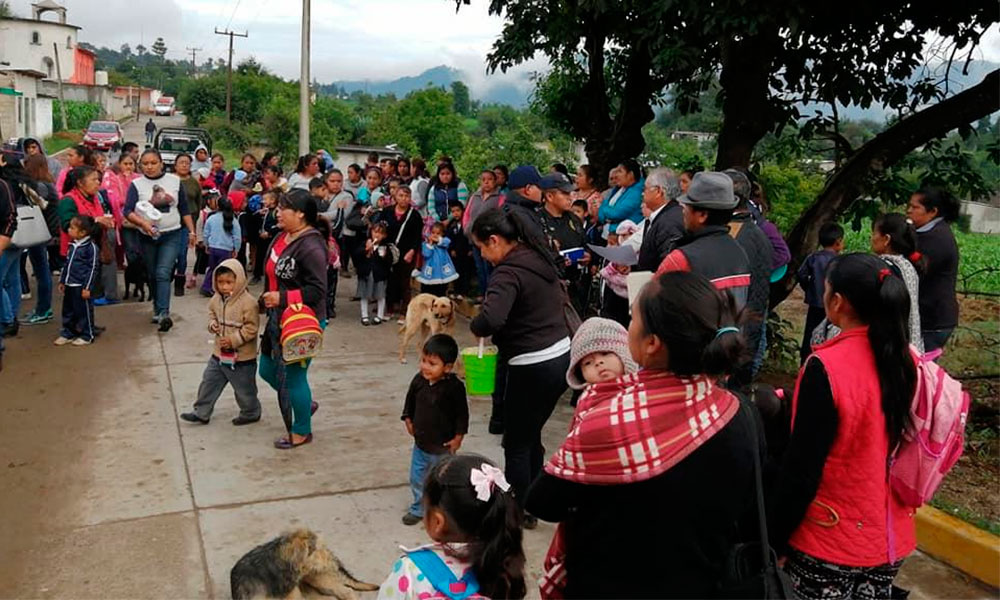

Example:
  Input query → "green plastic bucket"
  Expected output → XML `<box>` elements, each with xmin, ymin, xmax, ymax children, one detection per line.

<box><xmin>462</xmin><ymin>344</ymin><xmax>498</xmax><ymax>396</ymax></box>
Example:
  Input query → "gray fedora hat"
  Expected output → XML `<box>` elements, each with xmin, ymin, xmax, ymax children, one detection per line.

<box><xmin>677</xmin><ymin>171</ymin><xmax>737</xmax><ymax>210</ymax></box>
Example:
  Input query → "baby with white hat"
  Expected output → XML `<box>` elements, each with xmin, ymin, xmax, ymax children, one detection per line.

<box><xmin>566</xmin><ymin>317</ymin><xmax>639</xmax><ymax>390</ymax></box>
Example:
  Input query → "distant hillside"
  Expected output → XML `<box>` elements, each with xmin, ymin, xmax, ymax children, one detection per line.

<box><xmin>318</xmin><ymin>65</ymin><xmax>532</xmax><ymax>107</ymax></box>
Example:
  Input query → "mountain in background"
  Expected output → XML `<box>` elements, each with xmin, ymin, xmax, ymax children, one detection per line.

<box><xmin>317</xmin><ymin>65</ymin><xmax>533</xmax><ymax>107</ymax></box>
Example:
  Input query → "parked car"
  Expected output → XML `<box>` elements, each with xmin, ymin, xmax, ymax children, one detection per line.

<box><xmin>82</xmin><ymin>120</ymin><xmax>124</xmax><ymax>152</ymax></box>
<box><xmin>154</xmin><ymin>96</ymin><xmax>176</xmax><ymax>116</ymax></box>
<box><xmin>153</xmin><ymin>127</ymin><xmax>212</xmax><ymax>171</ymax></box>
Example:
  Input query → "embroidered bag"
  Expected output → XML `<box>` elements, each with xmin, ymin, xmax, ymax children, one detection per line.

<box><xmin>889</xmin><ymin>349</ymin><xmax>970</xmax><ymax>507</ymax></box>
<box><xmin>279</xmin><ymin>289</ymin><xmax>323</xmax><ymax>364</ymax></box>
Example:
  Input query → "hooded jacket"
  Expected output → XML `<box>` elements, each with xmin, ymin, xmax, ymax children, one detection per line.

<box><xmin>207</xmin><ymin>258</ymin><xmax>259</xmax><ymax>362</ymax></box>
<box><xmin>17</xmin><ymin>138</ymin><xmax>63</xmax><ymax>182</ymax></box>
<box><xmin>470</xmin><ymin>244</ymin><xmax>570</xmax><ymax>359</ymax></box>
<box><xmin>262</xmin><ymin>227</ymin><xmax>329</xmax><ymax>321</ymax></box>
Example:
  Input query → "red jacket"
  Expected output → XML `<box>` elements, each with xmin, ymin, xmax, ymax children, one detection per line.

<box><xmin>789</xmin><ymin>327</ymin><xmax>917</xmax><ymax>566</ymax></box>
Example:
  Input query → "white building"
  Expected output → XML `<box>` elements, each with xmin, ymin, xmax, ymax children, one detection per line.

<box><xmin>0</xmin><ymin>68</ymin><xmax>53</xmax><ymax>141</ymax></box>
<box><xmin>0</xmin><ymin>0</ymin><xmax>79</xmax><ymax>81</ymax></box>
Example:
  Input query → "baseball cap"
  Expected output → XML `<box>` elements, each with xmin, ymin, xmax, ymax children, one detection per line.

<box><xmin>677</xmin><ymin>171</ymin><xmax>737</xmax><ymax>210</ymax></box>
<box><xmin>508</xmin><ymin>165</ymin><xmax>541</xmax><ymax>190</ymax></box>
<box><xmin>539</xmin><ymin>172</ymin><xmax>574</xmax><ymax>193</ymax></box>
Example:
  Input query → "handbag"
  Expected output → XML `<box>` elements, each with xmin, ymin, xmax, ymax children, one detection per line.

<box><xmin>717</xmin><ymin>404</ymin><xmax>794</xmax><ymax>599</ymax></box>
<box><xmin>279</xmin><ymin>289</ymin><xmax>324</xmax><ymax>364</ymax></box>
<box><xmin>559</xmin><ymin>278</ymin><xmax>582</xmax><ymax>336</ymax></box>
<box><xmin>11</xmin><ymin>204</ymin><xmax>52</xmax><ymax>249</ymax></box>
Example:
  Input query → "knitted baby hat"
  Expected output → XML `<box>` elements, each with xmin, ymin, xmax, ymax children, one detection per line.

<box><xmin>566</xmin><ymin>317</ymin><xmax>640</xmax><ymax>389</ymax></box>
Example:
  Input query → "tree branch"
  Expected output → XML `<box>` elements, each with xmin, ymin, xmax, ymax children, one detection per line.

<box><xmin>773</xmin><ymin>68</ymin><xmax>1000</xmax><ymax>306</ymax></box>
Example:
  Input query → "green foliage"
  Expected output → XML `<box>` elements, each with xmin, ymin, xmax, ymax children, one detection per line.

<box><xmin>640</xmin><ymin>125</ymin><xmax>711</xmax><ymax>172</ymax></box>
<box><xmin>0</xmin><ymin>0</ymin><xmax>13</xmax><ymax>18</ymax></box>
<box><xmin>756</xmin><ymin>163</ymin><xmax>828</xmax><ymax>233</ymax></box>
<box><xmin>451</xmin><ymin>81</ymin><xmax>471</xmax><ymax>116</ymax></box>
<box><xmin>150</xmin><ymin>37</ymin><xmax>167</xmax><ymax>60</ymax></box>
<box><xmin>53</xmin><ymin>100</ymin><xmax>102</xmax><ymax>131</ymax></box>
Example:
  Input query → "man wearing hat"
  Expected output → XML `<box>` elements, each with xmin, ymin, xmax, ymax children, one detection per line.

<box><xmin>539</xmin><ymin>172</ymin><xmax>591</xmax><ymax>309</ymax></box>
<box><xmin>501</xmin><ymin>164</ymin><xmax>550</xmax><ymax>257</ymax></box>
<box><xmin>655</xmin><ymin>171</ymin><xmax>750</xmax><ymax>309</ymax></box>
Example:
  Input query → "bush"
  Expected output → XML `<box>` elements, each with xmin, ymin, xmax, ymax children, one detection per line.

<box><xmin>757</xmin><ymin>163</ymin><xmax>827</xmax><ymax>232</ymax></box>
<box><xmin>202</xmin><ymin>114</ymin><xmax>255</xmax><ymax>153</ymax></box>
<box><xmin>53</xmin><ymin>100</ymin><xmax>102</xmax><ymax>131</ymax></box>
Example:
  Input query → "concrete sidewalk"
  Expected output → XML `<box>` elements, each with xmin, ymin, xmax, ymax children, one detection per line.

<box><xmin>0</xmin><ymin>266</ymin><xmax>992</xmax><ymax>598</ymax></box>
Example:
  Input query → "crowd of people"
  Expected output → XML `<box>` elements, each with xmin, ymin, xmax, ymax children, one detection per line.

<box><xmin>0</xmin><ymin>136</ymin><xmax>967</xmax><ymax>599</ymax></box>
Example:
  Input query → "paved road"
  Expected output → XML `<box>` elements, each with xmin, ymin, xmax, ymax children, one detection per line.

<box><xmin>1</xmin><ymin>263</ymin><xmax>993</xmax><ymax>594</ymax></box>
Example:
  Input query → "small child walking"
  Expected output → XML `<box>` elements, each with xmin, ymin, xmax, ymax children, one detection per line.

<box><xmin>378</xmin><ymin>454</ymin><xmax>526</xmax><ymax>600</ymax></box>
<box><xmin>181</xmin><ymin>259</ymin><xmax>261</xmax><ymax>425</ymax></box>
<box><xmin>55</xmin><ymin>216</ymin><xmax>100</xmax><ymax>346</ymax></box>
<box><xmin>415</xmin><ymin>222</ymin><xmax>458</xmax><ymax>297</ymax></box>
<box><xmin>200</xmin><ymin>197</ymin><xmax>242</xmax><ymax>297</ymax></box>
<box><xmin>796</xmin><ymin>221</ymin><xmax>843</xmax><ymax>362</ymax></box>
<box><xmin>358</xmin><ymin>221</ymin><xmax>397</xmax><ymax>326</ymax></box>
<box><xmin>399</xmin><ymin>334</ymin><xmax>468</xmax><ymax>526</ymax></box>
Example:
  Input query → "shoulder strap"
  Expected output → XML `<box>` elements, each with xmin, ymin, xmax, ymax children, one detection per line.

<box><xmin>394</xmin><ymin>208</ymin><xmax>415</xmax><ymax>246</ymax></box>
<box><xmin>406</xmin><ymin>549</ymin><xmax>480</xmax><ymax>600</ymax></box>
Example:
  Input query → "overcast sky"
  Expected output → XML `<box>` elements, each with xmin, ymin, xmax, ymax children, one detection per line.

<box><xmin>8</xmin><ymin>0</ymin><xmax>1000</xmax><ymax>93</ymax></box>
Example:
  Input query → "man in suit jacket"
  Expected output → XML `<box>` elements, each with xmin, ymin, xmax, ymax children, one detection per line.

<box><xmin>636</xmin><ymin>167</ymin><xmax>685</xmax><ymax>272</ymax></box>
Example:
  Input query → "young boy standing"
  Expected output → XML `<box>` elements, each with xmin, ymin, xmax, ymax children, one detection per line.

<box><xmin>796</xmin><ymin>221</ymin><xmax>844</xmax><ymax>363</ymax></box>
<box><xmin>445</xmin><ymin>201</ymin><xmax>472</xmax><ymax>297</ymax></box>
<box><xmin>55</xmin><ymin>216</ymin><xmax>100</xmax><ymax>346</ymax></box>
<box><xmin>400</xmin><ymin>334</ymin><xmax>468</xmax><ymax>525</ymax></box>
<box><xmin>181</xmin><ymin>259</ymin><xmax>261</xmax><ymax>425</ymax></box>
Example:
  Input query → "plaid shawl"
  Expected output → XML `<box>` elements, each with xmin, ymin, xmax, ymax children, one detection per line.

<box><xmin>539</xmin><ymin>369</ymin><xmax>739</xmax><ymax>598</ymax></box>
<box><xmin>544</xmin><ymin>370</ymin><xmax>739</xmax><ymax>484</ymax></box>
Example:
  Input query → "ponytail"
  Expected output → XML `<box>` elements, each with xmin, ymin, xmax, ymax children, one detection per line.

<box><xmin>826</xmin><ymin>254</ymin><xmax>915</xmax><ymax>448</ymax></box>
<box><xmin>874</xmin><ymin>213</ymin><xmax>926</xmax><ymax>274</ymax></box>
<box><xmin>636</xmin><ymin>271</ymin><xmax>747</xmax><ymax>376</ymax></box>
<box><xmin>424</xmin><ymin>454</ymin><xmax>526</xmax><ymax>599</ymax></box>
<box><xmin>218</xmin><ymin>197</ymin><xmax>234</xmax><ymax>234</ymax></box>
<box><xmin>470</xmin><ymin>207</ymin><xmax>560</xmax><ymax>274</ymax></box>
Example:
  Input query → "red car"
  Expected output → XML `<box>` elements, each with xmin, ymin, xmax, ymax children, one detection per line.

<box><xmin>82</xmin><ymin>120</ymin><xmax>124</xmax><ymax>152</ymax></box>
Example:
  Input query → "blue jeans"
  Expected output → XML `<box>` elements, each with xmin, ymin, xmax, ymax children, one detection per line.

<box><xmin>408</xmin><ymin>446</ymin><xmax>446</xmax><ymax>517</ymax></box>
<box><xmin>26</xmin><ymin>244</ymin><xmax>53</xmax><ymax>315</ymax></box>
<box><xmin>472</xmin><ymin>246</ymin><xmax>492</xmax><ymax>295</ymax></box>
<box><xmin>140</xmin><ymin>228</ymin><xmax>184</xmax><ymax>317</ymax></box>
<box><xmin>0</xmin><ymin>247</ymin><xmax>24</xmax><ymax>325</ymax></box>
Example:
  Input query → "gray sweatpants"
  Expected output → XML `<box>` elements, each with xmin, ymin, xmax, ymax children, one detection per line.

<box><xmin>192</xmin><ymin>356</ymin><xmax>260</xmax><ymax>420</ymax></box>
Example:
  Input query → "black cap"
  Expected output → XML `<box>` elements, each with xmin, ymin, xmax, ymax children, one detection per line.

<box><xmin>539</xmin><ymin>172</ymin><xmax>574</xmax><ymax>193</ymax></box>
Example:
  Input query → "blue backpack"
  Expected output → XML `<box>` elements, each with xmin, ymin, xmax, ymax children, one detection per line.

<box><xmin>407</xmin><ymin>549</ymin><xmax>480</xmax><ymax>600</ymax></box>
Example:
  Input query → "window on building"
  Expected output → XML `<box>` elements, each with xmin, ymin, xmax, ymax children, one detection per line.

<box><xmin>43</xmin><ymin>57</ymin><xmax>54</xmax><ymax>79</ymax></box>
<box><xmin>31</xmin><ymin>31</ymin><xmax>41</xmax><ymax>45</ymax></box>
<box><xmin>67</xmin><ymin>36</ymin><xmax>72</xmax><ymax>49</ymax></box>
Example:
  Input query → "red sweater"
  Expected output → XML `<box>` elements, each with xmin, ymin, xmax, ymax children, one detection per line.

<box><xmin>789</xmin><ymin>327</ymin><xmax>917</xmax><ymax>566</ymax></box>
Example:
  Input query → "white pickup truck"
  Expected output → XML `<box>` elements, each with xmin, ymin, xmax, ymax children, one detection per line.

<box><xmin>154</xmin><ymin>96</ymin><xmax>176</xmax><ymax>116</ymax></box>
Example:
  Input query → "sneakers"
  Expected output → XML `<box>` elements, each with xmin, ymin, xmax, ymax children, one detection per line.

<box><xmin>93</xmin><ymin>297</ymin><xmax>120</xmax><ymax>306</ymax></box>
<box><xmin>71</xmin><ymin>337</ymin><xmax>92</xmax><ymax>346</ymax></box>
<box><xmin>21</xmin><ymin>310</ymin><xmax>53</xmax><ymax>325</ymax></box>
<box><xmin>180</xmin><ymin>412</ymin><xmax>209</xmax><ymax>424</ymax></box>
<box><xmin>53</xmin><ymin>335</ymin><xmax>73</xmax><ymax>346</ymax></box>
<box><xmin>158</xmin><ymin>316</ymin><xmax>174</xmax><ymax>332</ymax></box>
<box><xmin>401</xmin><ymin>513</ymin><xmax>422</xmax><ymax>526</ymax></box>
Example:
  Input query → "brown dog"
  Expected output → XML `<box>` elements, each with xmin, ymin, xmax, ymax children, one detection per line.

<box><xmin>230</xmin><ymin>529</ymin><xmax>379</xmax><ymax>600</ymax></box>
<box><xmin>398</xmin><ymin>293</ymin><xmax>456</xmax><ymax>363</ymax></box>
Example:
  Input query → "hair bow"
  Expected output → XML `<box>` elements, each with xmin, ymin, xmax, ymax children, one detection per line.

<box><xmin>470</xmin><ymin>463</ymin><xmax>511</xmax><ymax>502</ymax></box>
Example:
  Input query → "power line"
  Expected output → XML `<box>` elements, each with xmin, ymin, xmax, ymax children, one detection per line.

<box><xmin>224</xmin><ymin>0</ymin><xmax>244</xmax><ymax>31</ymax></box>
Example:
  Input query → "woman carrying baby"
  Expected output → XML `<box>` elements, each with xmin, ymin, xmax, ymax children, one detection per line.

<box><xmin>528</xmin><ymin>271</ymin><xmax>759</xmax><ymax>599</ymax></box>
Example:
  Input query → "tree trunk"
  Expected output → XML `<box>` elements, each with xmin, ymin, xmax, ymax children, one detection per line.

<box><xmin>771</xmin><ymin>68</ymin><xmax>1000</xmax><ymax>307</ymax></box>
<box><xmin>714</xmin><ymin>31</ymin><xmax>780</xmax><ymax>170</ymax></box>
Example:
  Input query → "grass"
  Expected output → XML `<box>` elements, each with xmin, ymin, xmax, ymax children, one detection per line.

<box><xmin>42</xmin><ymin>131</ymin><xmax>82</xmax><ymax>154</ymax></box>
<box><xmin>930</xmin><ymin>497</ymin><xmax>1000</xmax><ymax>537</ymax></box>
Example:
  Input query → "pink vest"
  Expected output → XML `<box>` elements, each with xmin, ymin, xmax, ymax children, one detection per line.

<box><xmin>789</xmin><ymin>327</ymin><xmax>917</xmax><ymax>567</ymax></box>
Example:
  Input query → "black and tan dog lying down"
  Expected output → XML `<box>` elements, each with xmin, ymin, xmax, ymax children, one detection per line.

<box><xmin>231</xmin><ymin>529</ymin><xmax>379</xmax><ymax>600</ymax></box>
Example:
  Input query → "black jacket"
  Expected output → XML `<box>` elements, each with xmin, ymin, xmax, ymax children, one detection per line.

<box><xmin>377</xmin><ymin>205</ymin><xmax>423</xmax><ymax>255</ymax></box>
<box><xmin>262</xmin><ymin>227</ymin><xmax>329</xmax><ymax>321</ymax></box>
<box><xmin>526</xmin><ymin>400</ymin><xmax>759</xmax><ymax>599</ymax></box>
<box><xmin>501</xmin><ymin>191</ymin><xmax>550</xmax><ymax>256</ymax></box>
<box><xmin>916</xmin><ymin>220</ymin><xmax>959</xmax><ymax>330</ymax></box>
<box><xmin>636</xmin><ymin>201</ymin><xmax>685</xmax><ymax>271</ymax></box>
<box><xmin>730</xmin><ymin>213</ymin><xmax>773</xmax><ymax>346</ymax></box>
<box><xmin>400</xmin><ymin>373</ymin><xmax>469</xmax><ymax>454</ymax></box>
<box><xmin>470</xmin><ymin>245</ymin><xmax>569</xmax><ymax>359</ymax></box>
<box><xmin>0</xmin><ymin>176</ymin><xmax>16</xmax><ymax>240</ymax></box>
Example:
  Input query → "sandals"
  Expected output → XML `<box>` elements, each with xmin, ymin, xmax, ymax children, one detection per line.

<box><xmin>274</xmin><ymin>433</ymin><xmax>313</xmax><ymax>449</ymax></box>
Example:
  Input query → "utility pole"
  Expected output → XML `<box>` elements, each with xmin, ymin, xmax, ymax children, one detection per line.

<box><xmin>214</xmin><ymin>28</ymin><xmax>247</xmax><ymax>122</ymax></box>
<box><xmin>52</xmin><ymin>43</ymin><xmax>67</xmax><ymax>130</ymax></box>
<box><xmin>298</xmin><ymin>0</ymin><xmax>310</xmax><ymax>157</ymax></box>
<box><xmin>186</xmin><ymin>46</ymin><xmax>202</xmax><ymax>73</ymax></box>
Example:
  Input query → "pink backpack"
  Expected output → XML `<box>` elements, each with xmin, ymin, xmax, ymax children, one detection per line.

<box><xmin>889</xmin><ymin>350</ymin><xmax>970</xmax><ymax>507</ymax></box>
